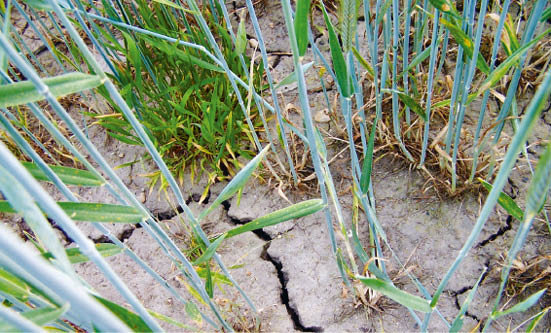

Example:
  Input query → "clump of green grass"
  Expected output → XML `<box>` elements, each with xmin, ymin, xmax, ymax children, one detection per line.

<box><xmin>91</xmin><ymin>0</ymin><xmax>264</xmax><ymax>190</ymax></box>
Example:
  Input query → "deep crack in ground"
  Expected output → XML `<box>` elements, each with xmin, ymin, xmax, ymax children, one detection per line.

<box><xmin>448</xmin><ymin>259</ymin><xmax>491</xmax><ymax>325</ymax></box>
<box><xmin>476</xmin><ymin>215</ymin><xmax>513</xmax><ymax>248</ymax></box>
<box><xmin>221</xmin><ymin>200</ymin><xmax>323</xmax><ymax>332</ymax></box>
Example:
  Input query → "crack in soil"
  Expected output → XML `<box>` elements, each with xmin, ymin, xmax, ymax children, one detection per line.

<box><xmin>476</xmin><ymin>215</ymin><xmax>513</xmax><ymax>248</ymax></box>
<box><xmin>152</xmin><ymin>190</ymin><xmax>212</xmax><ymax>221</ymax></box>
<box><xmin>448</xmin><ymin>260</ymin><xmax>491</xmax><ymax>326</ymax></box>
<box><xmin>90</xmin><ymin>191</ymin><xmax>211</xmax><ymax>244</ymax></box>
<box><xmin>221</xmin><ymin>200</ymin><xmax>323</xmax><ymax>332</ymax></box>
<box><xmin>261</xmin><ymin>245</ymin><xmax>323</xmax><ymax>332</ymax></box>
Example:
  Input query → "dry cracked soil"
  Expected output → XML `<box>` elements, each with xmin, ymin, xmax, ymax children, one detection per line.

<box><xmin>2</xmin><ymin>0</ymin><xmax>551</xmax><ymax>332</ymax></box>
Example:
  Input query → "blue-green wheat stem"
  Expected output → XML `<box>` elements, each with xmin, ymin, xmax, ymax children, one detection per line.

<box><xmin>2</xmin><ymin>8</ymin><xmax>229</xmax><ymax>328</ymax></box>
<box><xmin>486</xmin><ymin>0</ymin><xmax>548</xmax><ymax>179</ymax></box>
<box><xmin>418</xmin><ymin>9</ymin><xmax>440</xmax><ymax>167</ymax></box>
<box><xmin>0</xmin><ymin>150</ymin><xmax>139</xmax><ymax>330</ymax></box>
<box><xmin>243</xmin><ymin>0</ymin><xmax>298</xmax><ymax>183</ymax></box>
<box><xmin>0</xmin><ymin>31</ymin><xmax>165</xmax><ymax>331</ymax></box>
<box><xmin>28</xmin><ymin>5</ymin><xmax>77</xmax><ymax>71</ymax></box>
<box><xmin>443</xmin><ymin>5</ymin><xmax>471</xmax><ymax>157</ymax></box>
<box><xmin>483</xmin><ymin>142</ymin><xmax>551</xmax><ymax>331</ymax></box>
<box><xmin>0</xmin><ymin>110</ymin><xmax>219</xmax><ymax>330</ymax></box>
<box><xmin>508</xmin><ymin>101</ymin><xmax>550</xmax><ymax>234</ymax></box>
<box><xmin>362</xmin><ymin>0</ymin><xmax>383</xmax><ymax>120</ymax></box>
<box><xmin>83</xmin><ymin>0</ymin><xmax>126</xmax><ymax>65</ymax></box>
<box><xmin>403</xmin><ymin>0</ymin><xmax>413</xmax><ymax>127</ymax></box>
<box><xmin>414</xmin><ymin>0</ymin><xmax>430</xmax><ymax>72</ymax></box>
<box><xmin>280</xmin><ymin>0</ymin><xmax>347</xmax><ymax>283</ymax></box>
<box><xmin>5</xmin><ymin>26</ymin><xmax>50</xmax><ymax>77</ymax></box>
<box><xmin>0</xmin><ymin>236</ymin><xmax>102</xmax><ymax>330</ymax></box>
<box><xmin>320</xmin><ymin>144</ymin><xmax>360</xmax><ymax>277</ymax></box>
<box><xmin>0</xmin><ymin>0</ymin><xmax>9</xmax><ymax>76</ymax></box>
<box><xmin>113</xmin><ymin>0</ymin><xmax>132</xmax><ymax>25</ymax></box>
<box><xmin>0</xmin><ymin>227</ymin><xmax>130</xmax><ymax>331</ymax></box>
<box><xmin>427</xmin><ymin>67</ymin><xmax>551</xmax><ymax>324</ymax></box>
<box><xmin>52</xmin><ymin>0</ymin><xmax>256</xmax><ymax>323</ymax></box>
<box><xmin>343</xmin><ymin>63</ymin><xmax>362</xmax><ymax>180</ymax></box>
<box><xmin>69</xmin><ymin>0</ymin><xmax>121</xmax><ymax>77</ymax></box>
<box><xmin>10</xmin><ymin>1</ymin><xmax>66</xmax><ymax>74</ymax></box>
<box><xmin>0</xmin><ymin>297</ymin><xmax>51</xmax><ymax>331</ymax></box>
<box><xmin>468</xmin><ymin>0</ymin><xmax>509</xmax><ymax>182</ymax></box>
<box><xmin>0</xmin><ymin>251</ymin><xmax>65</xmax><ymax>306</ymax></box>
<box><xmin>392</xmin><ymin>0</ymin><xmax>414</xmax><ymax>162</ymax></box>
<box><xmin>450</xmin><ymin>0</ymin><xmax>488</xmax><ymax>192</ymax></box>
<box><xmin>0</xmin><ymin>67</ymin><xmax>216</xmax><ymax>328</ymax></box>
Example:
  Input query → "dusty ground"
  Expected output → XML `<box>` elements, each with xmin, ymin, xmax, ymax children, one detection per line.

<box><xmin>2</xmin><ymin>0</ymin><xmax>550</xmax><ymax>332</ymax></box>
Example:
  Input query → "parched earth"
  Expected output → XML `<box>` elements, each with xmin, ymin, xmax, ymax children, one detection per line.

<box><xmin>2</xmin><ymin>0</ymin><xmax>550</xmax><ymax>332</ymax></box>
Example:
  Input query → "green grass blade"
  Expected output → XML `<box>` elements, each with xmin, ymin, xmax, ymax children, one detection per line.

<box><xmin>0</xmin><ymin>303</ymin><xmax>70</xmax><ymax>331</ymax></box>
<box><xmin>493</xmin><ymin>289</ymin><xmax>547</xmax><ymax>319</ymax></box>
<box><xmin>235</xmin><ymin>15</ymin><xmax>247</xmax><ymax>55</ymax></box>
<box><xmin>0</xmin><ymin>201</ymin><xmax>147</xmax><ymax>223</ymax></box>
<box><xmin>356</xmin><ymin>276</ymin><xmax>431</xmax><ymax>312</ymax></box>
<box><xmin>525</xmin><ymin>307</ymin><xmax>549</xmax><ymax>332</ymax></box>
<box><xmin>403</xmin><ymin>45</ymin><xmax>432</xmax><ymax>74</ymax></box>
<box><xmin>321</xmin><ymin>4</ymin><xmax>350</xmax><ymax>98</ymax></box>
<box><xmin>274</xmin><ymin>61</ymin><xmax>314</xmax><ymax>89</ymax></box>
<box><xmin>478</xmin><ymin>178</ymin><xmax>523</xmax><ymax>221</ymax></box>
<box><xmin>351</xmin><ymin>47</ymin><xmax>375</xmax><ymax>80</ymax></box>
<box><xmin>384</xmin><ymin>89</ymin><xmax>427</xmax><ymax>121</ymax></box>
<box><xmin>93</xmin><ymin>295</ymin><xmax>153</xmax><ymax>332</ymax></box>
<box><xmin>0</xmin><ymin>72</ymin><xmax>103</xmax><ymax>108</ymax></box>
<box><xmin>21</xmin><ymin>162</ymin><xmax>104</xmax><ymax>187</ymax></box>
<box><xmin>199</xmin><ymin>144</ymin><xmax>270</xmax><ymax>220</ymax></box>
<box><xmin>294</xmin><ymin>0</ymin><xmax>310</xmax><ymax>57</ymax></box>
<box><xmin>56</xmin><ymin>202</ymin><xmax>147</xmax><ymax>223</ymax></box>
<box><xmin>0</xmin><ymin>268</ymin><xmax>32</xmax><ymax>302</ymax></box>
<box><xmin>225</xmin><ymin>199</ymin><xmax>324</xmax><ymax>238</ymax></box>
<box><xmin>540</xmin><ymin>7</ymin><xmax>551</xmax><ymax>22</ymax></box>
<box><xmin>152</xmin><ymin>0</ymin><xmax>185</xmax><ymax>10</ymax></box>
<box><xmin>42</xmin><ymin>244</ymin><xmax>123</xmax><ymax>264</ymax></box>
<box><xmin>359</xmin><ymin>120</ymin><xmax>376</xmax><ymax>194</ymax></box>
<box><xmin>193</xmin><ymin>234</ymin><xmax>226</xmax><ymax>266</ymax></box>
<box><xmin>0</xmin><ymin>305</ymin><xmax>43</xmax><ymax>332</ymax></box>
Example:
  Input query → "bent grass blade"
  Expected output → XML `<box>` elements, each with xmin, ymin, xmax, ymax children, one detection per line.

<box><xmin>224</xmin><ymin>199</ymin><xmax>325</xmax><ymax>238</ymax></box>
<box><xmin>0</xmin><ymin>201</ymin><xmax>147</xmax><ymax>223</ymax></box>
<box><xmin>41</xmin><ymin>243</ymin><xmax>123</xmax><ymax>264</ymax></box>
<box><xmin>21</xmin><ymin>162</ymin><xmax>104</xmax><ymax>187</ymax></box>
<box><xmin>356</xmin><ymin>276</ymin><xmax>431</xmax><ymax>313</ymax></box>
<box><xmin>0</xmin><ymin>72</ymin><xmax>103</xmax><ymax>108</ymax></box>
